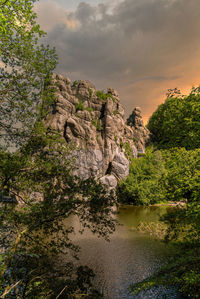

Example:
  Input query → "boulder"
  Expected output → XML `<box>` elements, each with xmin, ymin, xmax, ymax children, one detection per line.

<box><xmin>111</xmin><ymin>152</ymin><xmax>129</xmax><ymax>180</ymax></box>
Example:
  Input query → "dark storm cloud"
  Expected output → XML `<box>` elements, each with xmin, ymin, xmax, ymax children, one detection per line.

<box><xmin>36</xmin><ymin>0</ymin><xmax>200</xmax><ymax>119</ymax></box>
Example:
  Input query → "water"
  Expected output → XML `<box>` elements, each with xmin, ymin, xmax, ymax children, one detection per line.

<box><xmin>69</xmin><ymin>205</ymin><xmax>183</xmax><ymax>299</ymax></box>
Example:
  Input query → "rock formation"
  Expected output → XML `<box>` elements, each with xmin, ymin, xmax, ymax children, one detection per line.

<box><xmin>46</xmin><ymin>74</ymin><xmax>149</xmax><ymax>188</ymax></box>
<box><xmin>127</xmin><ymin>107</ymin><xmax>150</xmax><ymax>153</ymax></box>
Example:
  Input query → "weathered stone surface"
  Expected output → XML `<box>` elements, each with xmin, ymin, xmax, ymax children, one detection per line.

<box><xmin>76</xmin><ymin>110</ymin><xmax>92</xmax><ymax>122</ymax></box>
<box><xmin>127</xmin><ymin>107</ymin><xmax>150</xmax><ymax>152</ymax></box>
<box><xmin>111</xmin><ymin>152</ymin><xmax>129</xmax><ymax>180</ymax></box>
<box><xmin>46</xmin><ymin>75</ymin><xmax>149</xmax><ymax>184</ymax></box>
<box><xmin>73</xmin><ymin>149</ymin><xmax>104</xmax><ymax>179</ymax></box>
<box><xmin>107</xmin><ymin>87</ymin><xmax>119</xmax><ymax>99</ymax></box>
<box><xmin>100</xmin><ymin>175</ymin><xmax>118</xmax><ymax>189</ymax></box>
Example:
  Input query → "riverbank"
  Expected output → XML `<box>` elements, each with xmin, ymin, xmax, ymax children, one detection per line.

<box><xmin>151</xmin><ymin>201</ymin><xmax>186</xmax><ymax>207</ymax></box>
<box><xmin>119</xmin><ymin>201</ymin><xmax>186</xmax><ymax>209</ymax></box>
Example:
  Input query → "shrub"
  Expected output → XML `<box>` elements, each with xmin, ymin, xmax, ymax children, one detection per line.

<box><xmin>96</xmin><ymin>90</ymin><xmax>115</xmax><ymax>102</ymax></box>
<box><xmin>88</xmin><ymin>88</ymin><xmax>93</xmax><ymax>97</ymax></box>
<box><xmin>86</xmin><ymin>107</ymin><xmax>94</xmax><ymax>114</ymax></box>
<box><xmin>92</xmin><ymin>119</ymin><xmax>103</xmax><ymax>131</ymax></box>
<box><xmin>120</xmin><ymin>141</ymin><xmax>124</xmax><ymax>148</ymax></box>
<box><xmin>75</xmin><ymin>101</ymin><xmax>84</xmax><ymax>111</ymax></box>
<box><xmin>73</xmin><ymin>80</ymin><xmax>79</xmax><ymax>86</ymax></box>
<box><xmin>124</xmin><ymin>142</ymin><xmax>133</xmax><ymax>160</ymax></box>
<box><xmin>113</xmin><ymin>108</ymin><xmax>118</xmax><ymax>115</ymax></box>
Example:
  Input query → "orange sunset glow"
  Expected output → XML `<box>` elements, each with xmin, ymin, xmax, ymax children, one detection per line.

<box><xmin>35</xmin><ymin>0</ymin><xmax>200</xmax><ymax>121</ymax></box>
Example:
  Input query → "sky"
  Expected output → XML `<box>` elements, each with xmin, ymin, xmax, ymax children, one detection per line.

<box><xmin>35</xmin><ymin>0</ymin><xmax>200</xmax><ymax>122</ymax></box>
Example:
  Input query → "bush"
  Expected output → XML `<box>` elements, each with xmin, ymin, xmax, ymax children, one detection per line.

<box><xmin>75</xmin><ymin>101</ymin><xmax>84</xmax><ymax>111</ymax></box>
<box><xmin>86</xmin><ymin>107</ymin><xmax>94</xmax><ymax>114</ymax></box>
<box><xmin>92</xmin><ymin>119</ymin><xmax>103</xmax><ymax>131</ymax></box>
<box><xmin>96</xmin><ymin>90</ymin><xmax>115</xmax><ymax>102</ymax></box>
<box><xmin>73</xmin><ymin>80</ymin><xmax>79</xmax><ymax>86</ymax></box>
<box><xmin>88</xmin><ymin>87</ymin><xmax>93</xmax><ymax>97</ymax></box>
<box><xmin>113</xmin><ymin>108</ymin><xmax>118</xmax><ymax>115</ymax></box>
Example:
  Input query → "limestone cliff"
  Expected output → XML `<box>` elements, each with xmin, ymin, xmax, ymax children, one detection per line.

<box><xmin>46</xmin><ymin>74</ymin><xmax>149</xmax><ymax>187</ymax></box>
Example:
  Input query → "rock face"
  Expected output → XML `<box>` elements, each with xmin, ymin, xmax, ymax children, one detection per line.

<box><xmin>46</xmin><ymin>74</ymin><xmax>149</xmax><ymax>188</ymax></box>
<box><xmin>127</xmin><ymin>107</ymin><xmax>150</xmax><ymax>154</ymax></box>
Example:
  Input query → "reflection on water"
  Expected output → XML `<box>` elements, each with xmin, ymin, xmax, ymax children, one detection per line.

<box><xmin>68</xmin><ymin>206</ymin><xmax>183</xmax><ymax>299</ymax></box>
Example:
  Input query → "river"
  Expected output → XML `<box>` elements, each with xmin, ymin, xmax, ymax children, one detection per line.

<box><xmin>70</xmin><ymin>205</ymin><xmax>184</xmax><ymax>299</ymax></box>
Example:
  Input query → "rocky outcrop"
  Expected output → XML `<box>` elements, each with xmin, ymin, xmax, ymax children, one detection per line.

<box><xmin>127</xmin><ymin>107</ymin><xmax>150</xmax><ymax>154</ymax></box>
<box><xmin>46</xmin><ymin>74</ymin><xmax>149</xmax><ymax>188</ymax></box>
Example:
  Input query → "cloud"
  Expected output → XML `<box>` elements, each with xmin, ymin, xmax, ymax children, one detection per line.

<box><xmin>35</xmin><ymin>0</ymin><xmax>200</xmax><ymax>120</ymax></box>
<box><xmin>34</xmin><ymin>1</ymin><xmax>78</xmax><ymax>31</ymax></box>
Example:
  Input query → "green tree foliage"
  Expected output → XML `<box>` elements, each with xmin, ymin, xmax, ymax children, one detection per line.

<box><xmin>0</xmin><ymin>123</ymin><xmax>116</xmax><ymax>298</ymax></box>
<box><xmin>117</xmin><ymin>147</ymin><xmax>167</xmax><ymax>205</ymax></box>
<box><xmin>0</xmin><ymin>1</ymin><xmax>116</xmax><ymax>298</ymax></box>
<box><xmin>128</xmin><ymin>89</ymin><xmax>200</xmax><ymax>297</ymax></box>
<box><xmin>0</xmin><ymin>0</ymin><xmax>57</xmax><ymax>148</ymax></box>
<box><xmin>147</xmin><ymin>88</ymin><xmax>200</xmax><ymax>149</ymax></box>
<box><xmin>127</xmin><ymin>147</ymin><xmax>200</xmax><ymax>297</ymax></box>
<box><xmin>162</xmin><ymin>148</ymin><xmax>200</xmax><ymax>203</ymax></box>
<box><xmin>118</xmin><ymin>147</ymin><xmax>200</xmax><ymax>206</ymax></box>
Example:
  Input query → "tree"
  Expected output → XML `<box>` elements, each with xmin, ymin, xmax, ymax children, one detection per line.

<box><xmin>0</xmin><ymin>1</ymin><xmax>117</xmax><ymax>297</ymax></box>
<box><xmin>128</xmin><ymin>149</ymin><xmax>200</xmax><ymax>296</ymax></box>
<box><xmin>0</xmin><ymin>0</ymin><xmax>57</xmax><ymax>148</ymax></box>
<box><xmin>147</xmin><ymin>88</ymin><xmax>200</xmax><ymax>149</ymax></box>
<box><xmin>0</xmin><ymin>129</ymin><xmax>116</xmax><ymax>297</ymax></box>
<box><xmin>124</xmin><ymin>84</ymin><xmax>200</xmax><ymax>297</ymax></box>
<box><xmin>117</xmin><ymin>147</ymin><xmax>167</xmax><ymax>205</ymax></box>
